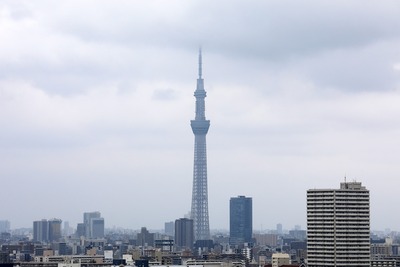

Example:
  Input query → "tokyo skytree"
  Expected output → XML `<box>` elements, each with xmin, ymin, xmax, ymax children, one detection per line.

<box><xmin>190</xmin><ymin>49</ymin><xmax>210</xmax><ymax>240</ymax></box>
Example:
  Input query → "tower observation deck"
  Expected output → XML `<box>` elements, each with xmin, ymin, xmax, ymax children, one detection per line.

<box><xmin>190</xmin><ymin>49</ymin><xmax>210</xmax><ymax>240</ymax></box>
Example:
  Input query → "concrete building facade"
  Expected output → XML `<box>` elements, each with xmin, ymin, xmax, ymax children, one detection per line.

<box><xmin>307</xmin><ymin>182</ymin><xmax>370</xmax><ymax>267</ymax></box>
<box><xmin>271</xmin><ymin>253</ymin><xmax>290</xmax><ymax>267</ymax></box>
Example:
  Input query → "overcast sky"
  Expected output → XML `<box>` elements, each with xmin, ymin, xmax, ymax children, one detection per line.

<box><xmin>1</xmin><ymin>1</ymin><xmax>400</xmax><ymax>232</ymax></box>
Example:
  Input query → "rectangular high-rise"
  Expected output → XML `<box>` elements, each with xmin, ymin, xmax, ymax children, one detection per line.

<box><xmin>90</xmin><ymin>217</ymin><xmax>105</xmax><ymax>238</ymax></box>
<box><xmin>230</xmin><ymin>196</ymin><xmax>252</xmax><ymax>246</ymax></box>
<box><xmin>0</xmin><ymin>220</ymin><xmax>10</xmax><ymax>233</ymax></box>
<box><xmin>83</xmin><ymin>211</ymin><xmax>104</xmax><ymax>239</ymax></box>
<box><xmin>307</xmin><ymin>182</ymin><xmax>370</xmax><ymax>267</ymax></box>
<box><xmin>33</xmin><ymin>219</ymin><xmax>62</xmax><ymax>243</ymax></box>
<box><xmin>48</xmin><ymin>218</ymin><xmax>62</xmax><ymax>242</ymax></box>
<box><xmin>137</xmin><ymin>227</ymin><xmax>154</xmax><ymax>247</ymax></box>
<box><xmin>33</xmin><ymin>219</ymin><xmax>49</xmax><ymax>243</ymax></box>
<box><xmin>165</xmin><ymin>221</ymin><xmax>174</xmax><ymax>237</ymax></box>
<box><xmin>175</xmin><ymin>218</ymin><xmax>194</xmax><ymax>251</ymax></box>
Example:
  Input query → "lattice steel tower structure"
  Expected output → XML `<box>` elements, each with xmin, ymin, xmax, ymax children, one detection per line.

<box><xmin>190</xmin><ymin>49</ymin><xmax>210</xmax><ymax>240</ymax></box>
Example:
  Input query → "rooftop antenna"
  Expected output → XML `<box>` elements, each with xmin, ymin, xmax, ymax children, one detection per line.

<box><xmin>198</xmin><ymin>47</ymin><xmax>202</xmax><ymax>79</ymax></box>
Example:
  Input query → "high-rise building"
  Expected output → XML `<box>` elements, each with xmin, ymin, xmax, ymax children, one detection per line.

<box><xmin>33</xmin><ymin>219</ymin><xmax>49</xmax><ymax>243</ymax></box>
<box><xmin>76</xmin><ymin>223</ymin><xmax>85</xmax><ymax>237</ymax></box>
<box><xmin>307</xmin><ymin>182</ymin><xmax>370</xmax><ymax>267</ymax></box>
<box><xmin>190</xmin><ymin>49</ymin><xmax>211</xmax><ymax>241</ymax></box>
<box><xmin>276</xmin><ymin>223</ymin><xmax>283</xmax><ymax>235</ymax></box>
<box><xmin>90</xmin><ymin>217</ymin><xmax>105</xmax><ymax>238</ymax></box>
<box><xmin>48</xmin><ymin>218</ymin><xmax>62</xmax><ymax>242</ymax></box>
<box><xmin>0</xmin><ymin>220</ymin><xmax>10</xmax><ymax>233</ymax></box>
<box><xmin>63</xmin><ymin>221</ymin><xmax>73</xmax><ymax>236</ymax></box>
<box><xmin>83</xmin><ymin>211</ymin><xmax>104</xmax><ymax>239</ymax></box>
<box><xmin>230</xmin><ymin>196</ymin><xmax>252</xmax><ymax>246</ymax></box>
<box><xmin>63</xmin><ymin>221</ymin><xmax>69</xmax><ymax>236</ymax></box>
<box><xmin>164</xmin><ymin>221</ymin><xmax>174</xmax><ymax>237</ymax></box>
<box><xmin>33</xmin><ymin>219</ymin><xmax>62</xmax><ymax>243</ymax></box>
<box><xmin>175</xmin><ymin>218</ymin><xmax>194</xmax><ymax>251</ymax></box>
<box><xmin>137</xmin><ymin>227</ymin><xmax>154</xmax><ymax>247</ymax></box>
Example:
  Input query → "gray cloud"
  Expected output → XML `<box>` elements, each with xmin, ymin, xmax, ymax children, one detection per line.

<box><xmin>1</xmin><ymin>0</ymin><xmax>400</xmax><ymax>231</ymax></box>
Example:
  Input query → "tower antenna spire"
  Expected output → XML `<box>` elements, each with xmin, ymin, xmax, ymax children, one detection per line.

<box><xmin>198</xmin><ymin>47</ymin><xmax>202</xmax><ymax>78</ymax></box>
<box><xmin>191</xmin><ymin>49</ymin><xmax>210</xmax><ymax>240</ymax></box>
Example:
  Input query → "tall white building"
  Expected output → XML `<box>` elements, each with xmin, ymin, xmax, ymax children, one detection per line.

<box><xmin>307</xmin><ymin>182</ymin><xmax>370</xmax><ymax>267</ymax></box>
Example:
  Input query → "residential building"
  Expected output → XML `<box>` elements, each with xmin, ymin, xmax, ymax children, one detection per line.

<box><xmin>253</xmin><ymin>233</ymin><xmax>278</xmax><ymax>247</ymax></box>
<box><xmin>272</xmin><ymin>253</ymin><xmax>290</xmax><ymax>267</ymax></box>
<box><xmin>307</xmin><ymin>181</ymin><xmax>370</xmax><ymax>266</ymax></box>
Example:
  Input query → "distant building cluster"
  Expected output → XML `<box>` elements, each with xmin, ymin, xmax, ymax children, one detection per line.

<box><xmin>81</xmin><ymin>212</ymin><xmax>105</xmax><ymax>239</ymax></box>
<box><xmin>3</xmin><ymin>182</ymin><xmax>397</xmax><ymax>267</ymax></box>
<box><xmin>33</xmin><ymin>219</ymin><xmax>62</xmax><ymax>243</ymax></box>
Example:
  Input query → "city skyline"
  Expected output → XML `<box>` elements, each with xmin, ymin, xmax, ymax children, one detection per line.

<box><xmin>1</xmin><ymin>1</ymin><xmax>400</xmax><ymax>231</ymax></box>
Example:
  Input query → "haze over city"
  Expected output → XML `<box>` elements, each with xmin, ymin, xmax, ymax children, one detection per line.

<box><xmin>1</xmin><ymin>1</ymin><xmax>400</xmax><ymax>232</ymax></box>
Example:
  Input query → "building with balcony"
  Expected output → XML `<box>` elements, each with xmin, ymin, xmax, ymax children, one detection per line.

<box><xmin>307</xmin><ymin>181</ymin><xmax>370</xmax><ymax>267</ymax></box>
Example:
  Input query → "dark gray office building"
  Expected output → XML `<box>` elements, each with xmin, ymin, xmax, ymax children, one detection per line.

<box><xmin>33</xmin><ymin>219</ymin><xmax>62</xmax><ymax>243</ymax></box>
<box><xmin>175</xmin><ymin>218</ymin><xmax>194</xmax><ymax>251</ymax></box>
<box><xmin>91</xmin><ymin>217</ymin><xmax>104</xmax><ymax>238</ymax></box>
<box><xmin>230</xmin><ymin>196</ymin><xmax>252</xmax><ymax>246</ymax></box>
<box><xmin>33</xmin><ymin>219</ymin><xmax>49</xmax><ymax>243</ymax></box>
<box><xmin>137</xmin><ymin>227</ymin><xmax>155</xmax><ymax>247</ymax></box>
